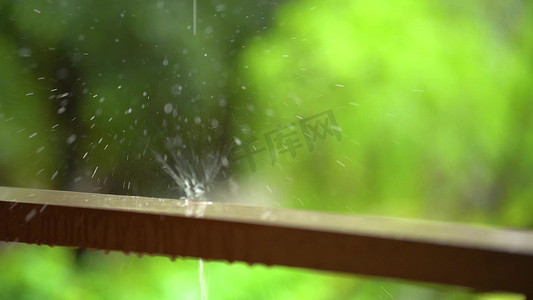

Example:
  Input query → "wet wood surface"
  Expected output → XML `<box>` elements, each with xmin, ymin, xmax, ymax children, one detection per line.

<box><xmin>1</xmin><ymin>186</ymin><xmax>532</xmax><ymax>295</ymax></box>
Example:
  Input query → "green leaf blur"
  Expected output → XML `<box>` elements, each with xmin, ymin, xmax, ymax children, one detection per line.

<box><xmin>0</xmin><ymin>0</ymin><xmax>532</xmax><ymax>299</ymax></box>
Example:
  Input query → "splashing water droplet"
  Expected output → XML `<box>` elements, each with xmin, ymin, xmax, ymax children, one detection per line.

<box><xmin>66</xmin><ymin>134</ymin><xmax>77</xmax><ymax>145</ymax></box>
<box><xmin>163</xmin><ymin>103</ymin><xmax>173</xmax><ymax>114</ymax></box>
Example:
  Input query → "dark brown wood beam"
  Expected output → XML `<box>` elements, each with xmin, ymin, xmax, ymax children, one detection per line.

<box><xmin>1</xmin><ymin>186</ymin><xmax>532</xmax><ymax>295</ymax></box>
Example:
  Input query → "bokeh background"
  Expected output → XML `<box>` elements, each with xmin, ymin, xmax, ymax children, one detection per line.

<box><xmin>1</xmin><ymin>0</ymin><xmax>532</xmax><ymax>298</ymax></box>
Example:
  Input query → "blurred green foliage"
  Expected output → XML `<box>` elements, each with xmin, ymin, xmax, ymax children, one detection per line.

<box><xmin>0</xmin><ymin>0</ymin><xmax>532</xmax><ymax>298</ymax></box>
<box><xmin>239</xmin><ymin>0</ymin><xmax>533</xmax><ymax>227</ymax></box>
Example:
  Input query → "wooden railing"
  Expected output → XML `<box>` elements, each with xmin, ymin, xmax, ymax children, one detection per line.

<box><xmin>1</xmin><ymin>186</ymin><xmax>532</xmax><ymax>298</ymax></box>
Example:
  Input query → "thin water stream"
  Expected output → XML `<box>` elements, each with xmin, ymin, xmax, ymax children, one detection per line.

<box><xmin>199</xmin><ymin>258</ymin><xmax>207</xmax><ymax>300</ymax></box>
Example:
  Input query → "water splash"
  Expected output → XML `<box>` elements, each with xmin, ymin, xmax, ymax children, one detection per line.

<box><xmin>154</xmin><ymin>138</ymin><xmax>228</xmax><ymax>201</ymax></box>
